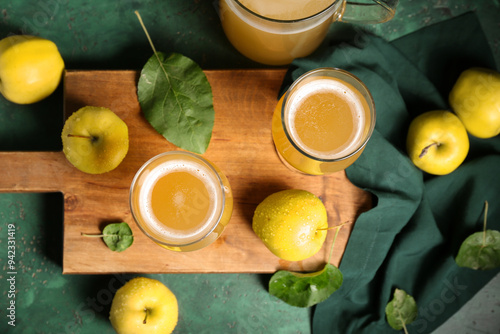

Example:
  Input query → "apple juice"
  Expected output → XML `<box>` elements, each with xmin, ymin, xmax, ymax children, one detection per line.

<box><xmin>272</xmin><ymin>68</ymin><xmax>376</xmax><ymax>175</ymax></box>
<box><xmin>130</xmin><ymin>151</ymin><xmax>233</xmax><ymax>251</ymax></box>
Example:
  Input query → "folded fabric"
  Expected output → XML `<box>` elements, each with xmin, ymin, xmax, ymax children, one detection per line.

<box><xmin>281</xmin><ymin>12</ymin><xmax>500</xmax><ymax>333</ymax></box>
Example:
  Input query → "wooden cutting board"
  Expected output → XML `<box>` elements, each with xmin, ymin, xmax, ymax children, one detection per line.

<box><xmin>0</xmin><ymin>69</ymin><xmax>372</xmax><ymax>274</ymax></box>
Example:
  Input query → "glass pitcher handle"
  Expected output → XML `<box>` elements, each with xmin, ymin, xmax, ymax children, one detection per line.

<box><xmin>335</xmin><ymin>0</ymin><xmax>398</xmax><ymax>24</ymax></box>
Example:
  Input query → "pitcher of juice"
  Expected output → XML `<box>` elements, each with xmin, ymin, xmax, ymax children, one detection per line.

<box><xmin>219</xmin><ymin>0</ymin><xmax>398</xmax><ymax>65</ymax></box>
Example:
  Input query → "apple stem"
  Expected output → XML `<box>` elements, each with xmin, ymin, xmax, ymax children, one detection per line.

<box><xmin>419</xmin><ymin>142</ymin><xmax>440</xmax><ymax>159</ymax></box>
<box><xmin>143</xmin><ymin>308</ymin><xmax>150</xmax><ymax>324</ymax></box>
<box><xmin>67</xmin><ymin>134</ymin><xmax>98</xmax><ymax>143</ymax></box>
<box><xmin>67</xmin><ymin>134</ymin><xmax>91</xmax><ymax>139</ymax></box>
<box><xmin>317</xmin><ymin>221</ymin><xmax>351</xmax><ymax>231</ymax></box>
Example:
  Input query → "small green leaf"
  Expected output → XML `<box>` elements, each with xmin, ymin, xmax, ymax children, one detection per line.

<box><xmin>455</xmin><ymin>230</ymin><xmax>500</xmax><ymax>270</ymax></box>
<box><xmin>102</xmin><ymin>222</ymin><xmax>134</xmax><ymax>252</ymax></box>
<box><xmin>385</xmin><ymin>288</ymin><xmax>418</xmax><ymax>332</ymax></box>
<box><xmin>455</xmin><ymin>201</ymin><xmax>500</xmax><ymax>270</ymax></box>
<box><xmin>269</xmin><ymin>263</ymin><xmax>343</xmax><ymax>308</ymax></box>
<box><xmin>82</xmin><ymin>222</ymin><xmax>134</xmax><ymax>252</ymax></box>
<box><xmin>137</xmin><ymin>52</ymin><xmax>214</xmax><ymax>154</ymax></box>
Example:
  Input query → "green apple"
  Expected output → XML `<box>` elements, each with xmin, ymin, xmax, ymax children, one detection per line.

<box><xmin>61</xmin><ymin>106</ymin><xmax>129</xmax><ymax>174</ymax></box>
<box><xmin>449</xmin><ymin>67</ymin><xmax>500</xmax><ymax>138</ymax></box>
<box><xmin>407</xmin><ymin>110</ymin><xmax>469</xmax><ymax>175</ymax></box>
<box><xmin>253</xmin><ymin>189</ymin><xmax>328</xmax><ymax>261</ymax></box>
<box><xmin>0</xmin><ymin>35</ymin><xmax>64</xmax><ymax>104</ymax></box>
<box><xmin>109</xmin><ymin>277</ymin><xmax>178</xmax><ymax>334</ymax></box>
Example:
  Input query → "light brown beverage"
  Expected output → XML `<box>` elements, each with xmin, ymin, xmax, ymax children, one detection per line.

<box><xmin>130</xmin><ymin>151</ymin><xmax>233</xmax><ymax>251</ymax></box>
<box><xmin>272</xmin><ymin>68</ymin><xmax>376</xmax><ymax>175</ymax></box>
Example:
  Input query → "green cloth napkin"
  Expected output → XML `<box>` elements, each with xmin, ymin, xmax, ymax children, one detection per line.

<box><xmin>282</xmin><ymin>12</ymin><xmax>500</xmax><ymax>333</ymax></box>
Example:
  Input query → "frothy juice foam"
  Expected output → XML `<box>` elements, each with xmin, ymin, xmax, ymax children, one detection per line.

<box><xmin>238</xmin><ymin>0</ymin><xmax>334</xmax><ymax>22</ymax></box>
<box><xmin>130</xmin><ymin>152</ymin><xmax>231</xmax><ymax>250</ymax></box>
<box><xmin>286</xmin><ymin>78</ymin><xmax>366</xmax><ymax>159</ymax></box>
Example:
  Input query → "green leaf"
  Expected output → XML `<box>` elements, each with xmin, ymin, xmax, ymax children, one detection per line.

<box><xmin>455</xmin><ymin>201</ymin><xmax>500</xmax><ymax>270</ymax></box>
<box><xmin>137</xmin><ymin>52</ymin><xmax>214</xmax><ymax>154</ymax></box>
<box><xmin>102</xmin><ymin>222</ymin><xmax>134</xmax><ymax>252</ymax></box>
<box><xmin>81</xmin><ymin>222</ymin><xmax>134</xmax><ymax>252</ymax></box>
<box><xmin>455</xmin><ymin>230</ymin><xmax>500</xmax><ymax>270</ymax></box>
<box><xmin>385</xmin><ymin>288</ymin><xmax>418</xmax><ymax>332</ymax></box>
<box><xmin>269</xmin><ymin>263</ymin><xmax>343</xmax><ymax>308</ymax></box>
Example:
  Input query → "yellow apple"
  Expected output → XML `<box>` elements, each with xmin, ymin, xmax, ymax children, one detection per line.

<box><xmin>109</xmin><ymin>277</ymin><xmax>178</xmax><ymax>334</ymax></box>
<box><xmin>449</xmin><ymin>67</ymin><xmax>500</xmax><ymax>138</ymax></box>
<box><xmin>252</xmin><ymin>189</ymin><xmax>328</xmax><ymax>261</ymax></box>
<box><xmin>0</xmin><ymin>35</ymin><xmax>64</xmax><ymax>104</ymax></box>
<box><xmin>61</xmin><ymin>106</ymin><xmax>129</xmax><ymax>174</ymax></box>
<box><xmin>407</xmin><ymin>110</ymin><xmax>469</xmax><ymax>175</ymax></box>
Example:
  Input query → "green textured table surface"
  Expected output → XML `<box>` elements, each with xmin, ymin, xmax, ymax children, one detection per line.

<box><xmin>0</xmin><ymin>1</ymin><xmax>499</xmax><ymax>333</ymax></box>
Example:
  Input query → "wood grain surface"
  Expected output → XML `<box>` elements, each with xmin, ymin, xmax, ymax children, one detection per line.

<box><xmin>0</xmin><ymin>69</ymin><xmax>372</xmax><ymax>274</ymax></box>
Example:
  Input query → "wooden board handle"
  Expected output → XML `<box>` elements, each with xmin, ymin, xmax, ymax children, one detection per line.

<box><xmin>0</xmin><ymin>152</ymin><xmax>69</xmax><ymax>192</ymax></box>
